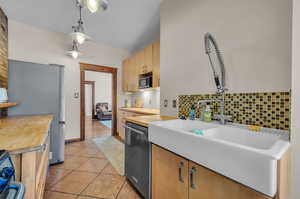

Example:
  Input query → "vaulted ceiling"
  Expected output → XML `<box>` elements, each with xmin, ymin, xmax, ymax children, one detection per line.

<box><xmin>0</xmin><ymin>0</ymin><xmax>161</xmax><ymax>52</ymax></box>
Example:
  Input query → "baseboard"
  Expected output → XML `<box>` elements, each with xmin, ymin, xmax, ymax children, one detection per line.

<box><xmin>114</xmin><ymin>135</ymin><xmax>124</xmax><ymax>143</ymax></box>
<box><xmin>65</xmin><ymin>136</ymin><xmax>123</xmax><ymax>144</ymax></box>
<box><xmin>65</xmin><ymin>138</ymin><xmax>81</xmax><ymax>144</ymax></box>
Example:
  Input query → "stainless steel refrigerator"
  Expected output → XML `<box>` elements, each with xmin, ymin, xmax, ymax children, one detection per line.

<box><xmin>8</xmin><ymin>60</ymin><xmax>65</xmax><ymax>165</ymax></box>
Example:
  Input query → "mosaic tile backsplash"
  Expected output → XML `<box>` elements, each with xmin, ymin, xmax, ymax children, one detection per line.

<box><xmin>178</xmin><ymin>92</ymin><xmax>290</xmax><ymax>130</ymax></box>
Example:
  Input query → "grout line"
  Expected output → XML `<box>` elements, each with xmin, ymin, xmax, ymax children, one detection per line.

<box><xmin>76</xmin><ymin>194</ymin><xmax>107</xmax><ymax>199</ymax></box>
<box><xmin>115</xmin><ymin>179</ymin><xmax>127</xmax><ymax>199</ymax></box>
<box><xmin>78</xmin><ymin>170</ymin><xmax>102</xmax><ymax>196</ymax></box>
<box><xmin>46</xmin><ymin>168</ymin><xmax>73</xmax><ymax>190</ymax></box>
<box><xmin>46</xmin><ymin>190</ymin><xmax>79</xmax><ymax>197</ymax></box>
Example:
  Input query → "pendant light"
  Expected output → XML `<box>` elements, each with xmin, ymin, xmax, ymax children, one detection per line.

<box><xmin>70</xmin><ymin>5</ymin><xmax>91</xmax><ymax>45</ymax></box>
<box><xmin>77</xmin><ymin>0</ymin><xmax>109</xmax><ymax>13</ymax></box>
<box><xmin>67</xmin><ymin>41</ymin><xmax>81</xmax><ymax>59</ymax></box>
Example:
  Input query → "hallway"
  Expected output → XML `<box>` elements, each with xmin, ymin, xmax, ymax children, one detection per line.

<box><xmin>85</xmin><ymin>117</ymin><xmax>111</xmax><ymax>139</ymax></box>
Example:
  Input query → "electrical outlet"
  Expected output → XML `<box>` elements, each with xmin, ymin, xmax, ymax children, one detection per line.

<box><xmin>49</xmin><ymin>152</ymin><xmax>53</xmax><ymax>160</ymax></box>
<box><xmin>164</xmin><ymin>99</ymin><xmax>168</xmax><ymax>108</ymax></box>
<box><xmin>172</xmin><ymin>100</ymin><xmax>177</xmax><ymax>108</ymax></box>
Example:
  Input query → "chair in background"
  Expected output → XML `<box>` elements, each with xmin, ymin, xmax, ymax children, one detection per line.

<box><xmin>96</xmin><ymin>102</ymin><xmax>112</xmax><ymax>120</ymax></box>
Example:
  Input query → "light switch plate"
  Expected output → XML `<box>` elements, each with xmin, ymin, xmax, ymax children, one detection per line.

<box><xmin>74</xmin><ymin>92</ymin><xmax>79</xmax><ymax>99</ymax></box>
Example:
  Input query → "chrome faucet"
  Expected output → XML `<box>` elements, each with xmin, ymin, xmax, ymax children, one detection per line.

<box><xmin>213</xmin><ymin>92</ymin><xmax>232</xmax><ymax>125</ymax></box>
<box><xmin>197</xmin><ymin>93</ymin><xmax>232</xmax><ymax>125</ymax></box>
<box><xmin>202</xmin><ymin>33</ymin><xmax>232</xmax><ymax>124</ymax></box>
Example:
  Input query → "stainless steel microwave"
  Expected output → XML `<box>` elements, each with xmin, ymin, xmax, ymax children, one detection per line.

<box><xmin>139</xmin><ymin>74</ymin><xmax>152</xmax><ymax>89</ymax></box>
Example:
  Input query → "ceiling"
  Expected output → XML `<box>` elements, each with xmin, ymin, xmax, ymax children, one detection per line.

<box><xmin>0</xmin><ymin>0</ymin><xmax>161</xmax><ymax>52</ymax></box>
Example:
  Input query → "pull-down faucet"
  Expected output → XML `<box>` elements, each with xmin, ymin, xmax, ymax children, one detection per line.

<box><xmin>203</xmin><ymin>33</ymin><xmax>232</xmax><ymax>124</ymax></box>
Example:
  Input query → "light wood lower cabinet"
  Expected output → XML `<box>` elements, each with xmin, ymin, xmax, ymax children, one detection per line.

<box><xmin>188</xmin><ymin>162</ymin><xmax>271</xmax><ymax>199</ymax></box>
<box><xmin>152</xmin><ymin>144</ymin><xmax>272</xmax><ymax>199</ymax></box>
<box><xmin>11</xmin><ymin>136</ymin><xmax>50</xmax><ymax>199</ymax></box>
<box><xmin>152</xmin><ymin>144</ymin><xmax>189</xmax><ymax>199</ymax></box>
<box><xmin>117</xmin><ymin>110</ymin><xmax>145</xmax><ymax>140</ymax></box>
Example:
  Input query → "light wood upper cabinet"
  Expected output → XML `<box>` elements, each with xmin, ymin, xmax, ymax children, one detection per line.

<box><xmin>152</xmin><ymin>144</ymin><xmax>272</xmax><ymax>199</ymax></box>
<box><xmin>122</xmin><ymin>56</ymin><xmax>139</xmax><ymax>92</ymax></box>
<box><xmin>128</xmin><ymin>54</ymin><xmax>139</xmax><ymax>92</ymax></box>
<box><xmin>122</xmin><ymin>40</ymin><xmax>160</xmax><ymax>92</ymax></box>
<box><xmin>136</xmin><ymin>50</ymin><xmax>145</xmax><ymax>74</ymax></box>
<box><xmin>152</xmin><ymin>144</ymin><xmax>189</xmax><ymax>199</ymax></box>
<box><xmin>143</xmin><ymin>44</ymin><xmax>153</xmax><ymax>74</ymax></box>
<box><xmin>122</xmin><ymin>58</ymin><xmax>130</xmax><ymax>92</ymax></box>
<box><xmin>152</xmin><ymin>40</ymin><xmax>160</xmax><ymax>88</ymax></box>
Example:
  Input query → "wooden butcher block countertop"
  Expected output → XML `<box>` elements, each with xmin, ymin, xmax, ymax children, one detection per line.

<box><xmin>120</xmin><ymin>107</ymin><xmax>160</xmax><ymax>115</ymax></box>
<box><xmin>124</xmin><ymin>115</ymin><xmax>176</xmax><ymax>127</ymax></box>
<box><xmin>0</xmin><ymin>114</ymin><xmax>54</xmax><ymax>153</ymax></box>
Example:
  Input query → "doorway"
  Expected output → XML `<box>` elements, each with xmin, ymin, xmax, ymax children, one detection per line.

<box><xmin>80</xmin><ymin>63</ymin><xmax>117</xmax><ymax>141</ymax></box>
<box><xmin>84</xmin><ymin>81</ymin><xmax>95</xmax><ymax>119</ymax></box>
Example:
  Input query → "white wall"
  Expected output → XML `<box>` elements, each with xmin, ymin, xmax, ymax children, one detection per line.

<box><xmin>290</xmin><ymin>0</ymin><xmax>300</xmax><ymax>198</ymax></box>
<box><xmin>8</xmin><ymin>20</ymin><xmax>130</xmax><ymax>139</ymax></box>
<box><xmin>160</xmin><ymin>0</ymin><xmax>292</xmax><ymax>116</ymax></box>
<box><xmin>85</xmin><ymin>71</ymin><xmax>112</xmax><ymax>107</ymax></box>
<box><xmin>85</xmin><ymin>84</ymin><xmax>93</xmax><ymax>116</ymax></box>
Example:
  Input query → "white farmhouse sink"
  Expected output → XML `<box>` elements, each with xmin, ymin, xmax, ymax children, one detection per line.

<box><xmin>149</xmin><ymin>119</ymin><xmax>290</xmax><ymax>197</ymax></box>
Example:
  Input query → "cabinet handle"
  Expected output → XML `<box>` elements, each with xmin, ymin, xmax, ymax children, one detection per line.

<box><xmin>178</xmin><ymin>161</ymin><xmax>184</xmax><ymax>183</ymax></box>
<box><xmin>190</xmin><ymin>167</ymin><xmax>197</xmax><ymax>189</ymax></box>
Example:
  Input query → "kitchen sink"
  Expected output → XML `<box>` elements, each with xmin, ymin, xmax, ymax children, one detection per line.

<box><xmin>149</xmin><ymin>119</ymin><xmax>290</xmax><ymax>197</ymax></box>
<box><xmin>204</xmin><ymin>126</ymin><xmax>281</xmax><ymax>150</ymax></box>
<box><xmin>151</xmin><ymin>119</ymin><xmax>219</xmax><ymax>134</ymax></box>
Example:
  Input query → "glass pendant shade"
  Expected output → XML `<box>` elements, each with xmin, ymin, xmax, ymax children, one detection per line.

<box><xmin>71</xmin><ymin>50</ymin><xmax>79</xmax><ymax>59</ymax></box>
<box><xmin>86</xmin><ymin>0</ymin><xmax>100</xmax><ymax>13</ymax></box>
<box><xmin>70</xmin><ymin>32</ymin><xmax>89</xmax><ymax>45</ymax></box>
<box><xmin>67</xmin><ymin>42</ymin><xmax>81</xmax><ymax>59</ymax></box>
<box><xmin>78</xmin><ymin>0</ymin><xmax>108</xmax><ymax>13</ymax></box>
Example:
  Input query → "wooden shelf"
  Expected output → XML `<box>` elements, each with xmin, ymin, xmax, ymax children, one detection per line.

<box><xmin>0</xmin><ymin>102</ymin><xmax>20</xmax><ymax>108</ymax></box>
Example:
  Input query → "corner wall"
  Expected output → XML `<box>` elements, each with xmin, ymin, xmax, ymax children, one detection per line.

<box><xmin>290</xmin><ymin>0</ymin><xmax>300</xmax><ymax>198</ymax></box>
<box><xmin>160</xmin><ymin>0</ymin><xmax>292</xmax><ymax>116</ymax></box>
<box><xmin>8</xmin><ymin>20</ymin><xmax>130</xmax><ymax>139</ymax></box>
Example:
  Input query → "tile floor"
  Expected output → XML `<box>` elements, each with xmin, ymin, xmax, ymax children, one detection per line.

<box><xmin>44</xmin><ymin>139</ymin><xmax>142</xmax><ymax>199</ymax></box>
<box><xmin>85</xmin><ymin>117</ymin><xmax>111</xmax><ymax>139</ymax></box>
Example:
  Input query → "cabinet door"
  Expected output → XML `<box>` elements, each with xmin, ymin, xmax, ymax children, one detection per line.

<box><xmin>152</xmin><ymin>145</ymin><xmax>189</xmax><ymax>199</ymax></box>
<box><xmin>188</xmin><ymin>162</ymin><xmax>271</xmax><ymax>199</ymax></box>
<box><xmin>118</xmin><ymin>111</ymin><xmax>126</xmax><ymax>140</ymax></box>
<box><xmin>136</xmin><ymin>50</ymin><xmax>146</xmax><ymax>75</ymax></box>
<box><xmin>144</xmin><ymin>44</ymin><xmax>153</xmax><ymax>73</ymax></box>
<box><xmin>128</xmin><ymin>55</ymin><xmax>138</xmax><ymax>92</ymax></box>
<box><xmin>122</xmin><ymin>59</ymin><xmax>130</xmax><ymax>92</ymax></box>
<box><xmin>152</xmin><ymin>41</ymin><xmax>160</xmax><ymax>88</ymax></box>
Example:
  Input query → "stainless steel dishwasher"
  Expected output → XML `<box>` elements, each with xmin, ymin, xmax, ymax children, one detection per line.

<box><xmin>125</xmin><ymin>122</ymin><xmax>151</xmax><ymax>199</ymax></box>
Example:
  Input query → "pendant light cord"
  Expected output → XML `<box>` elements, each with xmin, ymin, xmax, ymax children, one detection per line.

<box><xmin>79</xmin><ymin>5</ymin><xmax>82</xmax><ymax>22</ymax></box>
